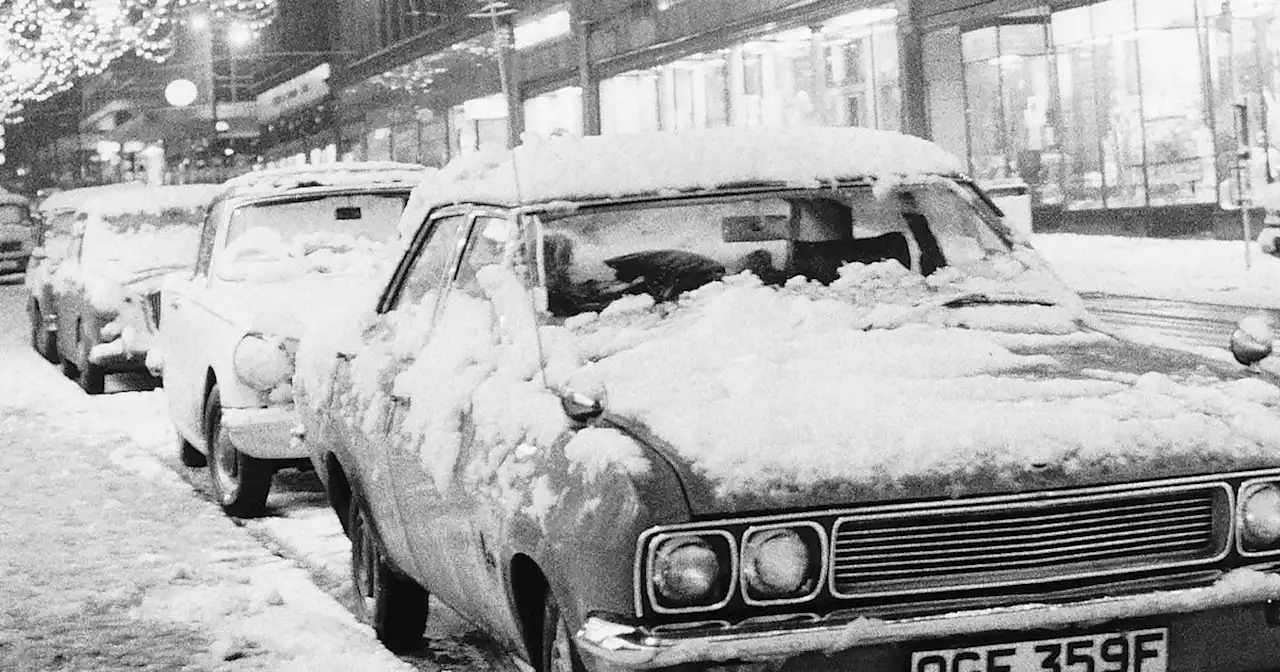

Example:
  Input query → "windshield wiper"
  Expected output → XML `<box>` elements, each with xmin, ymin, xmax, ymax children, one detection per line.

<box><xmin>940</xmin><ymin>292</ymin><xmax>1058</xmax><ymax>308</ymax></box>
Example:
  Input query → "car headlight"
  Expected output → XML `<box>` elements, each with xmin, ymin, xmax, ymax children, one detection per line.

<box><xmin>232</xmin><ymin>334</ymin><xmax>294</xmax><ymax>391</ymax></box>
<box><xmin>1241</xmin><ymin>483</ymin><xmax>1280</xmax><ymax>550</ymax></box>
<box><xmin>649</xmin><ymin>532</ymin><xmax>733</xmax><ymax>611</ymax></box>
<box><xmin>741</xmin><ymin>524</ymin><xmax>824</xmax><ymax>603</ymax></box>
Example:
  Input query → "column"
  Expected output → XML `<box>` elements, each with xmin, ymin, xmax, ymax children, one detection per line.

<box><xmin>571</xmin><ymin>0</ymin><xmax>601</xmax><ymax>135</ymax></box>
<box><xmin>897</xmin><ymin>0</ymin><xmax>929</xmax><ymax>138</ymax></box>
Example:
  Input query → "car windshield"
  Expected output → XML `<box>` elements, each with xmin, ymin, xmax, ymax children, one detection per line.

<box><xmin>81</xmin><ymin>207</ymin><xmax>206</xmax><ymax>275</ymax></box>
<box><xmin>537</xmin><ymin>183</ymin><xmax>1015</xmax><ymax>318</ymax></box>
<box><xmin>217</xmin><ymin>191</ymin><xmax>407</xmax><ymax>282</ymax></box>
<box><xmin>0</xmin><ymin>204</ymin><xmax>29</xmax><ymax>226</ymax></box>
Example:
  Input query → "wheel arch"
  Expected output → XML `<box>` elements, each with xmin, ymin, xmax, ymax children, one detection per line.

<box><xmin>325</xmin><ymin>451</ymin><xmax>354</xmax><ymax>535</ymax></box>
<box><xmin>510</xmin><ymin>553</ymin><xmax>550</xmax><ymax>667</ymax></box>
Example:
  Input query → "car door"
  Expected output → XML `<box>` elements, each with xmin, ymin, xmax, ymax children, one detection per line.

<box><xmin>390</xmin><ymin>210</ymin><xmax>541</xmax><ymax>632</ymax></box>
<box><xmin>337</xmin><ymin>209</ymin><xmax>469</xmax><ymax>582</ymax></box>
<box><xmin>163</xmin><ymin>202</ymin><xmax>224</xmax><ymax>445</ymax></box>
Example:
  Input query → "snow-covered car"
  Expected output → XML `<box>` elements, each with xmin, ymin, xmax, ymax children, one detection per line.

<box><xmin>0</xmin><ymin>187</ymin><xmax>37</xmax><ymax>275</ymax></box>
<box><xmin>161</xmin><ymin>162</ymin><xmax>426</xmax><ymax>518</ymax></box>
<box><xmin>49</xmin><ymin>184</ymin><xmax>220</xmax><ymax>394</ymax></box>
<box><xmin>27</xmin><ymin>183</ymin><xmax>149</xmax><ymax>363</ymax></box>
<box><xmin>295</xmin><ymin>127</ymin><xmax>1280</xmax><ymax>670</ymax></box>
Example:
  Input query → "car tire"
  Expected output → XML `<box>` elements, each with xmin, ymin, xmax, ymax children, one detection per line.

<box><xmin>349</xmin><ymin>494</ymin><xmax>428</xmax><ymax>652</ymax></box>
<box><xmin>541</xmin><ymin>588</ymin><xmax>588</xmax><ymax>672</ymax></box>
<box><xmin>177</xmin><ymin>426</ymin><xmax>206</xmax><ymax>468</ymax></box>
<box><xmin>205</xmin><ymin>384</ymin><xmax>273</xmax><ymax>517</ymax></box>
<box><xmin>59</xmin><ymin>344</ymin><xmax>77</xmax><ymax>379</ymax></box>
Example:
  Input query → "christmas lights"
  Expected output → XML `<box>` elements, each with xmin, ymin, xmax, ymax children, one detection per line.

<box><xmin>0</xmin><ymin>0</ymin><xmax>279</xmax><ymax>121</ymax></box>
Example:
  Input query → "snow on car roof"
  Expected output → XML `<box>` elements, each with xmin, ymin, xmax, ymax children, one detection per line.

<box><xmin>219</xmin><ymin>162</ymin><xmax>429</xmax><ymax>198</ymax></box>
<box><xmin>77</xmin><ymin>183</ymin><xmax>223</xmax><ymax>217</ymax></box>
<box><xmin>399</xmin><ymin>126</ymin><xmax>968</xmax><ymax>236</ymax></box>
<box><xmin>38</xmin><ymin>182</ymin><xmax>153</xmax><ymax>213</ymax></box>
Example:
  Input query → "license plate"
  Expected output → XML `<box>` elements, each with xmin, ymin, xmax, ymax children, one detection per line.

<box><xmin>909</xmin><ymin>628</ymin><xmax>1168</xmax><ymax>672</ymax></box>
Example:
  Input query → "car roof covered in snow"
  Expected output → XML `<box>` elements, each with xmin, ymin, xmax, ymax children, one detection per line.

<box><xmin>398</xmin><ymin>126</ymin><xmax>968</xmax><ymax>237</ymax></box>
<box><xmin>217</xmin><ymin>161</ymin><xmax>430</xmax><ymax>201</ymax></box>
<box><xmin>37</xmin><ymin>182</ymin><xmax>153</xmax><ymax>213</ymax></box>
<box><xmin>76</xmin><ymin>183</ymin><xmax>223</xmax><ymax>218</ymax></box>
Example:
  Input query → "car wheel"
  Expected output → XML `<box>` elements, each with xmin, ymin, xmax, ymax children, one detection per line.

<box><xmin>541</xmin><ymin>588</ymin><xmax>587</xmax><ymax>672</ymax></box>
<box><xmin>205</xmin><ymin>384</ymin><xmax>273</xmax><ymax>517</ymax></box>
<box><xmin>349</xmin><ymin>494</ymin><xmax>428</xmax><ymax>652</ymax></box>
<box><xmin>59</xmin><ymin>344</ymin><xmax>77</xmax><ymax>379</ymax></box>
<box><xmin>176</xmin><ymin>426</ymin><xmax>206</xmax><ymax>468</ymax></box>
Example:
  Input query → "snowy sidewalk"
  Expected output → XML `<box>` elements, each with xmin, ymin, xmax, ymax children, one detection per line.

<box><xmin>0</xmin><ymin>286</ymin><xmax>413</xmax><ymax>671</ymax></box>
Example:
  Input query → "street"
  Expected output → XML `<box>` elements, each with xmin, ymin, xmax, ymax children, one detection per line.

<box><xmin>0</xmin><ymin>275</ymin><xmax>1269</xmax><ymax>670</ymax></box>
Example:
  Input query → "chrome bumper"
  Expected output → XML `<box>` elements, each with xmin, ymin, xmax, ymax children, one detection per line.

<box><xmin>576</xmin><ymin>567</ymin><xmax>1280</xmax><ymax>669</ymax></box>
<box><xmin>223</xmin><ymin>405</ymin><xmax>303</xmax><ymax>460</ymax></box>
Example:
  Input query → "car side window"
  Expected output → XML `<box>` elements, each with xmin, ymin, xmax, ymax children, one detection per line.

<box><xmin>454</xmin><ymin>215</ymin><xmax>516</xmax><ymax>298</ymax></box>
<box><xmin>385</xmin><ymin>213</ymin><xmax>466</xmax><ymax>313</ymax></box>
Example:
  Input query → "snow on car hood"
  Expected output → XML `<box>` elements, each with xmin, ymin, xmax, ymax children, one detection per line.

<box><xmin>543</xmin><ymin>259</ymin><xmax>1280</xmax><ymax>514</ymax></box>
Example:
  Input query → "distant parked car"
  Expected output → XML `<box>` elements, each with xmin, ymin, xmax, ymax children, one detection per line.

<box><xmin>0</xmin><ymin>188</ymin><xmax>37</xmax><ymax>276</ymax></box>
<box><xmin>49</xmin><ymin>184</ymin><xmax>220</xmax><ymax>394</ymax></box>
<box><xmin>161</xmin><ymin>162</ymin><xmax>426</xmax><ymax>517</ymax></box>
<box><xmin>295</xmin><ymin>127</ymin><xmax>1280</xmax><ymax>670</ymax></box>
<box><xmin>27</xmin><ymin>183</ymin><xmax>149</xmax><ymax>363</ymax></box>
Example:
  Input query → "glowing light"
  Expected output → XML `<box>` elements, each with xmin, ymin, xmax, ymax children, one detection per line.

<box><xmin>189</xmin><ymin>13</ymin><xmax>208</xmax><ymax>30</ymax></box>
<box><xmin>164</xmin><ymin>78</ymin><xmax>198</xmax><ymax>107</ymax></box>
<box><xmin>227</xmin><ymin>22</ymin><xmax>253</xmax><ymax>48</ymax></box>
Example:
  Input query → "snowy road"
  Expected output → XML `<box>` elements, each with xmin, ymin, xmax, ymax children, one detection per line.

<box><xmin>0</xmin><ymin>280</ymin><xmax>513</xmax><ymax>671</ymax></box>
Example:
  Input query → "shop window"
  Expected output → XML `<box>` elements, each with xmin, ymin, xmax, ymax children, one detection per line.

<box><xmin>367</xmin><ymin>126</ymin><xmax>392</xmax><ymax>162</ymax></box>
<box><xmin>962</xmin><ymin>14</ymin><xmax>1054</xmax><ymax>204</ymax></box>
<box><xmin>392</xmin><ymin>122</ymin><xmax>418</xmax><ymax>164</ymax></box>
<box><xmin>525</xmin><ymin>87</ymin><xmax>584</xmax><ymax>138</ymax></box>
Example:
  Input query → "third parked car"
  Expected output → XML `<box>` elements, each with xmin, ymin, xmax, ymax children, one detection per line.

<box><xmin>48</xmin><ymin>184</ymin><xmax>220</xmax><ymax>393</ymax></box>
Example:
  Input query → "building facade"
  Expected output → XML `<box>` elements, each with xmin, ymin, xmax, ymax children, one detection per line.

<box><xmin>9</xmin><ymin>0</ymin><xmax>1280</xmax><ymax>239</ymax></box>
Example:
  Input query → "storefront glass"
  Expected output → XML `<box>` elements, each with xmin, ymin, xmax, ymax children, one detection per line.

<box><xmin>525</xmin><ymin>87</ymin><xmax>584</xmax><ymax>138</ymax></box>
<box><xmin>951</xmin><ymin>0</ymin><xmax>1255</xmax><ymax>211</ymax></box>
<box><xmin>599</xmin><ymin>4</ymin><xmax>899</xmax><ymax>135</ymax></box>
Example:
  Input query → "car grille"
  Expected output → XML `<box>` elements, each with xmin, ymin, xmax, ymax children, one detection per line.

<box><xmin>830</xmin><ymin>484</ymin><xmax>1229</xmax><ymax>598</ymax></box>
<box><xmin>0</xmin><ymin>240</ymin><xmax>20</xmax><ymax>253</ymax></box>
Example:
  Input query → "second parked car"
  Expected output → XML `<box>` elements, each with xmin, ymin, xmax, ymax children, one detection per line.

<box><xmin>161</xmin><ymin>162</ymin><xmax>426</xmax><ymax>517</ymax></box>
<box><xmin>48</xmin><ymin>184</ymin><xmax>220</xmax><ymax>394</ymax></box>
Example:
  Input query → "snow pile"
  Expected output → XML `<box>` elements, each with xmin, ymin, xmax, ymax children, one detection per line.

<box><xmin>300</xmin><ymin>239</ymin><xmax>1280</xmax><ymax>508</ymax></box>
<box><xmin>1033</xmin><ymin>233</ymin><xmax>1280</xmax><ymax>308</ymax></box>
<box><xmin>82</xmin><ymin>183</ymin><xmax>221</xmax><ymax>218</ymax></box>
<box><xmin>222</xmin><ymin>162</ymin><xmax>427</xmax><ymax>199</ymax></box>
<box><xmin>218</xmin><ymin>228</ymin><xmax>387</xmax><ymax>282</ymax></box>
<box><xmin>36</xmin><ymin>182</ymin><xmax>149</xmax><ymax>214</ymax></box>
<box><xmin>552</xmin><ymin>274</ymin><xmax>1280</xmax><ymax>497</ymax></box>
<box><xmin>400</xmin><ymin>127</ymin><xmax>967</xmax><ymax>237</ymax></box>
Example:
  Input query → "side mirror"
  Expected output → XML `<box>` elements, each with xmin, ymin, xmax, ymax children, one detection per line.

<box><xmin>1231</xmin><ymin>314</ymin><xmax>1274</xmax><ymax>366</ymax></box>
<box><xmin>560</xmin><ymin>389</ymin><xmax>604</xmax><ymax>423</ymax></box>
